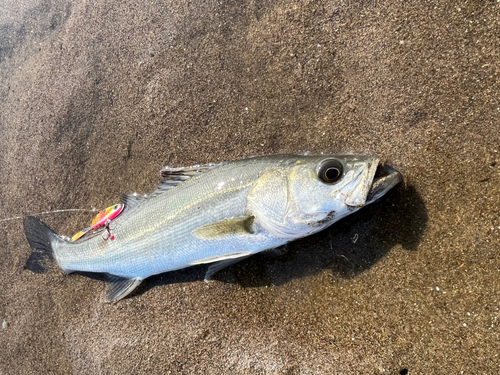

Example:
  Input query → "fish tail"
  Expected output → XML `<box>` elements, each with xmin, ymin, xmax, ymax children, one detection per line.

<box><xmin>23</xmin><ymin>216</ymin><xmax>69</xmax><ymax>273</ymax></box>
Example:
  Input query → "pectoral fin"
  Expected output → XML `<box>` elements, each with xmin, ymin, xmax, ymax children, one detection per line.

<box><xmin>105</xmin><ymin>275</ymin><xmax>142</xmax><ymax>302</ymax></box>
<box><xmin>192</xmin><ymin>216</ymin><xmax>255</xmax><ymax>240</ymax></box>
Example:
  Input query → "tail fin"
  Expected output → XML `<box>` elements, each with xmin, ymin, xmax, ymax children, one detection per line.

<box><xmin>23</xmin><ymin>216</ymin><xmax>63</xmax><ymax>273</ymax></box>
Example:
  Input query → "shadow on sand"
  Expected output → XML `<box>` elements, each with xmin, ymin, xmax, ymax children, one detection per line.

<box><xmin>133</xmin><ymin>184</ymin><xmax>427</xmax><ymax>296</ymax></box>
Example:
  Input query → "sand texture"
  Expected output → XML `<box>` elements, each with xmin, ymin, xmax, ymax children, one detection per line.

<box><xmin>1</xmin><ymin>0</ymin><xmax>499</xmax><ymax>374</ymax></box>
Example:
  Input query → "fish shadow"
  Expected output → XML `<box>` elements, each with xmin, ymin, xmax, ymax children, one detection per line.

<box><xmin>237</xmin><ymin>184</ymin><xmax>428</xmax><ymax>287</ymax></box>
<box><xmin>137</xmin><ymin>184</ymin><xmax>427</xmax><ymax>294</ymax></box>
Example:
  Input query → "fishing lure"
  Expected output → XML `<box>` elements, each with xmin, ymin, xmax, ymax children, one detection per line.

<box><xmin>71</xmin><ymin>204</ymin><xmax>124</xmax><ymax>241</ymax></box>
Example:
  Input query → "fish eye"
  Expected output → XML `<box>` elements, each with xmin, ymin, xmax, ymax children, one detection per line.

<box><xmin>318</xmin><ymin>160</ymin><xmax>343</xmax><ymax>183</ymax></box>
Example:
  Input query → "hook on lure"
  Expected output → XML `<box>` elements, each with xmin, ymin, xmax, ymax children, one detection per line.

<box><xmin>71</xmin><ymin>204</ymin><xmax>123</xmax><ymax>242</ymax></box>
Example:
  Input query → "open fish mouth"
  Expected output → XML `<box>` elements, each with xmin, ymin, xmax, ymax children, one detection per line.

<box><xmin>366</xmin><ymin>164</ymin><xmax>403</xmax><ymax>204</ymax></box>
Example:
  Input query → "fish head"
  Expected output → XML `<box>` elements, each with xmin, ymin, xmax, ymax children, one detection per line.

<box><xmin>247</xmin><ymin>155</ymin><xmax>403</xmax><ymax>239</ymax></box>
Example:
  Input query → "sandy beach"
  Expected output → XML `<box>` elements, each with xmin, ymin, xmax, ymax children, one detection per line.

<box><xmin>1</xmin><ymin>0</ymin><xmax>499</xmax><ymax>373</ymax></box>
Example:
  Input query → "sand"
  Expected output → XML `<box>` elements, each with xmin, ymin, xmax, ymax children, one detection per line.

<box><xmin>0</xmin><ymin>0</ymin><xmax>499</xmax><ymax>373</ymax></box>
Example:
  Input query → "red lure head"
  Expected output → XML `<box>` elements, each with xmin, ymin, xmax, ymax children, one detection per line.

<box><xmin>90</xmin><ymin>204</ymin><xmax>124</xmax><ymax>230</ymax></box>
<box><xmin>72</xmin><ymin>204</ymin><xmax>124</xmax><ymax>242</ymax></box>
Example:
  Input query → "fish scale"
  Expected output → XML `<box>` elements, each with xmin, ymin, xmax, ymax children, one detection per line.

<box><xmin>56</xmin><ymin>158</ymin><xmax>271</xmax><ymax>277</ymax></box>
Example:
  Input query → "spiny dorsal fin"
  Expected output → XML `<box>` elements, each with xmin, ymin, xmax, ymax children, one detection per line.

<box><xmin>152</xmin><ymin>175</ymin><xmax>192</xmax><ymax>194</ymax></box>
<box><xmin>160</xmin><ymin>163</ymin><xmax>221</xmax><ymax>179</ymax></box>
<box><xmin>120</xmin><ymin>193</ymin><xmax>147</xmax><ymax>209</ymax></box>
<box><xmin>120</xmin><ymin>163</ymin><xmax>222</xmax><ymax>212</ymax></box>
<box><xmin>150</xmin><ymin>163</ymin><xmax>222</xmax><ymax>197</ymax></box>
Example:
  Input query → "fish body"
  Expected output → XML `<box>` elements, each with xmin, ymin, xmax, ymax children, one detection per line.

<box><xmin>24</xmin><ymin>154</ymin><xmax>403</xmax><ymax>301</ymax></box>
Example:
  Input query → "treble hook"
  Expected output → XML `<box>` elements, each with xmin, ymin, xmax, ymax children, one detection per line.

<box><xmin>102</xmin><ymin>219</ymin><xmax>116</xmax><ymax>241</ymax></box>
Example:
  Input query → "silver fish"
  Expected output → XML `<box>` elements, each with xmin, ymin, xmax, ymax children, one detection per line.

<box><xmin>24</xmin><ymin>154</ymin><xmax>402</xmax><ymax>301</ymax></box>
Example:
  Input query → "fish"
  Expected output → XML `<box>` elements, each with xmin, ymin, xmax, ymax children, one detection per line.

<box><xmin>23</xmin><ymin>154</ymin><xmax>403</xmax><ymax>302</ymax></box>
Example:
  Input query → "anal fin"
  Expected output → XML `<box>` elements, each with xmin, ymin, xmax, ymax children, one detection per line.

<box><xmin>191</xmin><ymin>251</ymin><xmax>252</xmax><ymax>266</ymax></box>
<box><xmin>190</xmin><ymin>251</ymin><xmax>253</xmax><ymax>281</ymax></box>
<box><xmin>105</xmin><ymin>275</ymin><xmax>142</xmax><ymax>302</ymax></box>
<box><xmin>204</xmin><ymin>255</ymin><xmax>252</xmax><ymax>282</ymax></box>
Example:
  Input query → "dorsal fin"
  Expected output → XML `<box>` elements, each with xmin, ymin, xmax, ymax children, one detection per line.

<box><xmin>120</xmin><ymin>163</ymin><xmax>222</xmax><ymax>212</ymax></box>
<box><xmin>153</xmin><ymin>174</ymin><xmax>192</xmax><ymax>194</ymax></box>
<box><xmin>120</xmin><ymin>193</ymin><xmax>147</xmax><ymax>209</ymax></box>
<box><xmin>153</xmin><ymin>163</ymin><xmax>221</xmax><ymax>196</ymax></box>
<box><xmin>159</xmin><ymin>163</ymin><xmax>221</xmax><ymax>179</ymax></box>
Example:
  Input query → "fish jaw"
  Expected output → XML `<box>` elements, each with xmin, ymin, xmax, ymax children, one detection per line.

<box><xmin>366</xmin><ymin>165</ymin><xmax>403</xmax><ymax>205</ymax></box>
<box><xmin>342</xmin><ymin>156</ymin><xmax>380</xmax><ymax>207</ymax></box>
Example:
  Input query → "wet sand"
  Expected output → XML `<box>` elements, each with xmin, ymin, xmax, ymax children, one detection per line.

<box><xmin>1</xmin><ymin>0</ymin><xmax>499</xmax><ymax>373</ymax></box>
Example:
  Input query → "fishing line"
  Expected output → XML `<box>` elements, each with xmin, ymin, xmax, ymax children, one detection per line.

<box><xmin>0</xmin><ymin>208</ymin><xmax>98</xmax><ymax>223</ymax></box>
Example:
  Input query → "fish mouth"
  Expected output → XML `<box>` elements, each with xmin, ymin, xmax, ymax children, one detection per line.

<box><xmin>366</xmin><ymin>164</ymin><xmax>403</xmax><ymax>204</ymax></box>
<box><xmin>341</xmin><ymin>156</ymin><xmax>403</xmax><ymax>208</ymax></box>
